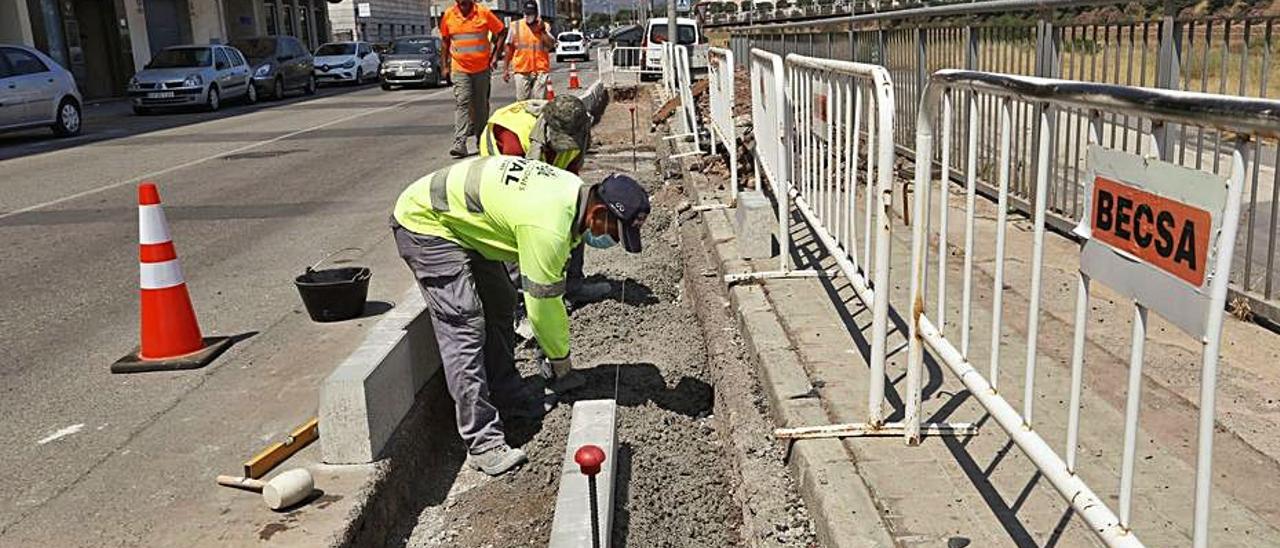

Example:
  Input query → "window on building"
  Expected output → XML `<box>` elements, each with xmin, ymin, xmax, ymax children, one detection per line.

<box><xmin>264</xmin><ymin>3</ymin><xmax>278</xmax><ymax>34</ymax></box>
<box><xmin>283</xmin><ymin>5</ymin><xmax>295</xmax><ymax>36</ymax></box>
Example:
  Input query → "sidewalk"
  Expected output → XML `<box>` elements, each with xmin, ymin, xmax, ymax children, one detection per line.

<box><xmin>676</xmin><ymin>133</ymin><xmax>1280</xmax><ymax>545</ymax></box>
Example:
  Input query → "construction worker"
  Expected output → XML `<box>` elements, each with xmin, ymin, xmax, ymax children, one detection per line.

<box><xmin>503</xmin><ymin>0</ymin><xmax>555</xmax><ymax>101</ymax></box>
<box><xmin>479</xmin><ymin>95</ymin><xmax>611</xmax><ymax>302</ymax></box>
<box><xmin>391</xmin><ymin>155</ymin><xmax>650</xmax><ymax>476</ymax></box>
<box><xmin>440</xmin><ymin>0</ymin><xmax>506</xmax><ymax>158</ymax></box>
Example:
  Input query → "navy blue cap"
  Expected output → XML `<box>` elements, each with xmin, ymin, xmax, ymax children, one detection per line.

<box><xmin>595</xmin><ymin>174</ymin><xmax>650</xmax><ymax>253</ymax></box>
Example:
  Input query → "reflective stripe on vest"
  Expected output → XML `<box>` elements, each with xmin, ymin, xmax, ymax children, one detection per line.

<box><xmin>521</xmin><ymin>274</ymin><xmax>565</xmax><ymax>298</ymax></box>
<box><xmin>511</xmin><ymin>21</ymin><xmax>550</xmax><ymax>74</ymax></box>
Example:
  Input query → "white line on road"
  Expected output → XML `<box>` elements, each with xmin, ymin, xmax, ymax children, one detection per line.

<box><xmin>37</xmin><ymin>423</ymin><xmax>85</xmax><ymax>445</ymax></box>
<box><xmin>0</xmin><ymin>87</ymin><xmax>452</xmax><ymax>222</ymax></box>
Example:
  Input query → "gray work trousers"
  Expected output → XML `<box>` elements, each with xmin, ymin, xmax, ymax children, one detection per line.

<box><xmin>393</xmin><ymin>224</ymin><xmax>521</xmax><ymax>454</ymax></box>
<box><xmin>513</xmin><ymin>72</ymin><xmax>549</xmax><ymax>101</ymax></box>
<box><xmin>453</xmin><ymin>69</ymin><xmax>492</xmax><ymax>146</ymax></box>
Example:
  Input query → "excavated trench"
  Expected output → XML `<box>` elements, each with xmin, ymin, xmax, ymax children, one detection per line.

<box><xmin>361</xmin><ymin>89</ymin><xmax>817</xmax><ymax>548</ymax></box>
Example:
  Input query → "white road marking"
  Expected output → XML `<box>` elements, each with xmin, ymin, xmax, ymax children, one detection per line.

<box><xmin>0</xmin><ymin>87</ymin><xmax>452</xmax><ymax>222</ymax></box>
<box><xmin>37</xmin><ymin>423</ymin><xmax>85</xmax><ymax>445</ymax></box>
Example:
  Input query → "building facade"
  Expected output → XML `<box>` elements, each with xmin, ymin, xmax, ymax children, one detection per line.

<box><xmin>0</xmin><ymin>0</ymin><xmax>332</xmax><ymax>99</ymax></box>
<box><xmin>327</xmin><ymin>0</ymin><xmax>432</xmax><ymax>43</ymax></box>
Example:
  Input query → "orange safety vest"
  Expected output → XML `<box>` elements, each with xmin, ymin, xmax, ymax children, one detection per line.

<box><xmin>509</xmin><ymin>20</ymin><xmax>551</xmax><ymax>74</ymax></box>
<box><xmin>440</xmin><ymin>4</ymin><xmax>504</xmax><ymax>74</ymax></box>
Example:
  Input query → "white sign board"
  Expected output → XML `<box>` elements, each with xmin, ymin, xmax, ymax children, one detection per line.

<box><xmin>357</xmin><ymin>2</ymin><xmax>371</xmax><ymax>17</ymax></box>
<box><xmin>1075</xmin><ymin>145</ymin><xmax>1231</xmax><ymax>338</ymax></box>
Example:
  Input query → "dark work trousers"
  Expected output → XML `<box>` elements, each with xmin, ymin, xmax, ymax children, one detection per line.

<box><xmin>393</xmin><ymin>224</ymin><xmax>523</xmax><ymax>454</ymax></box>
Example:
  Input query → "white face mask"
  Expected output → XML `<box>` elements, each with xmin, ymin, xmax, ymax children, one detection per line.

<box><xmin>524</xmin><ymin>15</ymin><xmax>536</xmax><ymax>24</ymax></box>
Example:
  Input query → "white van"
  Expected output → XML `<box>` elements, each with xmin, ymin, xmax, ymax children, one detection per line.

<box><xmin>643</xmin><ymin>17</ymin><xmax>708</xmax><ymax>76</ymax></box>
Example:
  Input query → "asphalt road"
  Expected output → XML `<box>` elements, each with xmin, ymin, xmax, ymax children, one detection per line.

<box><xmin>0</xmin><ymin>67</ymin><xmax>582</xmax><ymax>544</ymax></box>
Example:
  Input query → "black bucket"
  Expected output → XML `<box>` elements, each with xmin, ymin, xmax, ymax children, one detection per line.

<box><xmin>294</xmin><ymin>249</ymin><xmax>373</xmax><ymax>322</ymax></box>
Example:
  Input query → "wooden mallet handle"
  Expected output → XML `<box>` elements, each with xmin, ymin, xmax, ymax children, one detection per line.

<box><xmin>216</xmin><ymin>475</ymin><xmax>265</xmax><ymax>492</ymax></box>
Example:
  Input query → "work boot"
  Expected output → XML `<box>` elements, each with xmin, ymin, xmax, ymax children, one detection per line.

<box><xmin>469</xmin><ymin>444</ymin><xmax>528</xmax><ymax>476</ymax></box>
<box><xmin>566</xmin><ymin>280</ymin><xmax>612</xmax><ymax>305</ymax></box>
<box><xmin>449</xmin><ymin>140</ymin><xmax>468</xmax><ymax>158</ymax></box>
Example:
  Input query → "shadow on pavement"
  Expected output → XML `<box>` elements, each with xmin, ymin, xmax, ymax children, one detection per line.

<box><xmin>0</xmin><ymin>82</ymin><xmax>399</xmax><ymax>162</ymax></box>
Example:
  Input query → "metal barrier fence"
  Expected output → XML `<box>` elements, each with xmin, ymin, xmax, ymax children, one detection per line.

<box><xmin>706</xmin><ymin>47</ymin><xmax>740</xmax><ymax>202</ymax></box>
<box><xmin>745</xmin><ymin>49</ymin><xmax>792</xmax><ymax>274</ymax></box>
<box><xmin>596</xmin><ymin>46</ymin><xmax>650</xmax><ymax>88</ymax></box>
<box><xmin>731</xmin><ymin>50</ymin><xmax>974</xmax><ymax>441</ymax></box>
<box><xmin>727</xmin><ymin>0</ymin><xmax>1280</xmax><ymax>326</ymax></box>
<box><xmin>907</xmin><ymin>70</ymin><xmax>1269</xmax><ymax>547</ymax></box>
<box><xmin>663</xmin><ymin>44</ymin><xmax>702</xmax><ymax>159</ymax></box>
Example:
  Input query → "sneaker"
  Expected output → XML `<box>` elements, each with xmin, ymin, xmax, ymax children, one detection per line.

<box><xmin>449</xmin><ymin>141</ymin><xmax>468</xmax><ymax>158</ymax></box>
<box><xmin>469</xmin><ymin>444</ymin><xmax>528</xmax><ymax>476</ymax></box>
<box><xmin>566</xmin><ymin>280</ymin><xmax>612</xmax><ymax>305</ymax></box>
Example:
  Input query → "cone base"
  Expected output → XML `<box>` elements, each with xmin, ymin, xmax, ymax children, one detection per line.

<box><xmin>110</xmin><ymin>336</ymin><xmax>233</xmax><ymax>374</ymax></box>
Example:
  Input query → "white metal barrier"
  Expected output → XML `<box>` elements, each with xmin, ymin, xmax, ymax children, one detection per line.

<box><xmin>745</xmin><ymin>49</ymin><xmax>790</xmax><ymax>275</ymax></box>
<box><xmin>596</xmin><ymin>45</ymin><xmax>648</xmax><ymax>88</ymax></box>
<box><xmin>760</xmin><ymin>53</ymin><xmax>972</xmax><ymax>441</ymax></box>
<box><xmin>705</xmin><ymin>47</ymin><xmax>739</xmax><ymax>203</ymax></box>
<box><xmin>907</xmin><ymin>70</ymin><xmax>1265</xmax><ymax>547</ymax></box>
<box><xmin>662</xmin><ymin>44</ymin><xmax>701</xmax><ymax>159</ymax></box>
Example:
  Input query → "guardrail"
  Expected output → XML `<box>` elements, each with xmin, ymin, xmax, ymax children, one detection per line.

<box><xmin>730</xmin><ymin>50</ymin><xmax>974</xmax><ymax>441</ymax></box>
<box><xmin>907</xmin><ymin>69</ymin><xmax>1270</xmax><ymax>547</ymax></box>
<box><xmin>727</xmin><ymin>0</ymin><xmax>1280</xmax><ymax>327</ymax></box>
<box><xmin>663</xmin><ymin>44</ymin><xmax>701</xmax><ymax>159</ymax></box>
<box><xmin>596</xmin><ymin>46</ymin><xmax>650</xmax><ymax>88</ymax></box>
<box><xmin>705</xmin><ymin>47</ymin><xmax>739</xmax><ymax>202</ymax></box>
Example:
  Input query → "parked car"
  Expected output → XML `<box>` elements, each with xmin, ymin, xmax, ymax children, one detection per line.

<box><xmin>379</xmin><ymin>36</ymin><xmax>444</xmax><ymax>89</ymax></box>
<box><xmin>643</xmin><ymin>17</ymin><xmax>709</xmax><ymax>79</ymax></box>
<box><xmin>128</xmin><ymin>45</ymin><xmax>256</xmax><ymax>114</ymax></box>
<box><xmin>314</xmin><ymin>41</ymin><xmax>380</xmax><ymax>85</ymax></box>
<box><xmin>230</xmin><ymin>35</ymin><xmax>315</xmax><ymax>99</ymax></box>
<box><xmin>0</xmin><ymin>44</ymin><xmax>82</xmax><ymax>136</ymax></box>
<box><xmin>555</xmin><ymin>31</ymin><xmax>590</xmax><ymax>63</ymax></box>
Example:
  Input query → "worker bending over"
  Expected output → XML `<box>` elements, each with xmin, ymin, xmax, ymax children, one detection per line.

<box><xmin>391</xmin><ymin>155</ymin><xmax>650</xmax><ymax>476</ymax></box>
<box><xmin>503</xmin><ymin>0</ymin><xmax>555</xmax><ymax>101</ymax></box>
<box><xmin>480</xmin><ymin>94</ymin><xmax>609</xmax><ymax>302</ymax></box>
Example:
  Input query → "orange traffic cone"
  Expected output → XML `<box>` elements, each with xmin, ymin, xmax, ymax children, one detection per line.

<box><xmin>111</xmin><ymin>182</ymin><xmax>231</xmax><ymax>373</ymax></box>
<box><xmin>568</xmin><ymin>63</ymin><xmax>581</xmax><ymax>90</ymax></box>
<box><xmin>545</xmin><ymin>78</ymin><xmax>556</xmax><ymax>100</ymax></box>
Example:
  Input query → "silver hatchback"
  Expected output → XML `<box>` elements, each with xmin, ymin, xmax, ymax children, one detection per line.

<box><xmin>127</xmin><ymin>45</ymin><xmax>257</xmax><ymax>114</ymax></box>
<box><xmin>0</xmin><ymin>44</ymin><xmax>83</xmax><ymax>137</ymax></box>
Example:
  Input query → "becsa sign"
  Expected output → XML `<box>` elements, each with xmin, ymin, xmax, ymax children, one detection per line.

<box><xmin>1077</xmin><ymin>145</ymin><xmax>1231</xmax><ymax>338</ymax></box>
<box><xmin>1090</xmin><ymin>175</ymin><xmax>1211</xmax><ymax>286</ymax></box>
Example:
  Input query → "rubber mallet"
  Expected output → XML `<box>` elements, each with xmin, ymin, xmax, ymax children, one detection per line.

<box><xmin>216</xmin><ymin>468</ymin><xmax>314</xmax><ymax>510</ymax></box>
<box><xmin>575</xmin><ymin>444</ymin><xmax>606</xmax><ymax>548</ymax></box>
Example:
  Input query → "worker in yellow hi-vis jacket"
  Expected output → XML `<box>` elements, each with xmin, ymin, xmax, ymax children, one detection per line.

<box><xmin>390</xmin><ymin>155</ymin><xmax>650</xmax><ymax>476</ymax></box>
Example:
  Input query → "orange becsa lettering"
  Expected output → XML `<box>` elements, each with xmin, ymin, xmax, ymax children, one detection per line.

<box><xmin>1092</xmin><ymin>176</ymin><xmax>1211</xmax><ymax>287</ymax></box>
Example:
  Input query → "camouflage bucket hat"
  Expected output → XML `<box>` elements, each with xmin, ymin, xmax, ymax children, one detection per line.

<box><xmin>543</xmin><ymin>95</ymin><xmax>590</xmax><ymax>153</ymax></box>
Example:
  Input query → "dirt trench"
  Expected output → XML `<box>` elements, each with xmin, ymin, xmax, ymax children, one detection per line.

<box><xmin>395</xmin><ymin>89</ymin><xmax>818</xmax><ymax>547</ymax></box>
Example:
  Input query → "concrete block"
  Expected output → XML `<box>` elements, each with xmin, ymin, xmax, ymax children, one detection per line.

<box><xmin>320</xmin><ymin>288</ymin><xmax>442</xmax><ymax>464</ymax></box>
<box><xmin>549</xmin><ymin>399</ymin><xmax>617</xmax><ymax>548</ymax></box>
<box><xmin>734</xmin><ymin>190</ymin><xmax>776</xmax><ymax>260</ymax></box>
